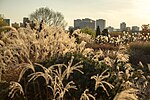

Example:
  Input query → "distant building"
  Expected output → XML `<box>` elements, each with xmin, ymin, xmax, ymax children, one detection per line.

<box><xmin>132</xmin><ymin>26</ymin><xmax>139</xmax><ymax>32</ymax></box>
<box><xmin>74</xmin><ymin>18</ymin><xmax>95</xmax><ymax>30</ymax></box>
<box><xmin>96</xmin><ymin>19</ymin><xmax>106</xmax><ymax>32</ymax></box>
<box><xmin>74</xmin><ymin>19</ymin><xmax>82</xmax><ymax>29</ymax></box>
<box><xmin>107</xmin><ymin>26</ymin><xmax>114</xmax><ymax>33</ymax></box>
<box><xmin>81</xmin><ymin>18</ymin><xmax>95</xmax><ymax>30</ymax></box>
<box><xmin>4</xmin><ymin>19</ymin><xmax>10</xmax><ymax>26</ymax></box>
<box><xmin>23</xmin><ymin>17</ymin><xmax>30</xmax><ymax>27</ymax></box>
<box><xmin>120</xmin><ymin>22</ymin><xmax>126</xmax><ymax>32</ymax></box>
<box><xmin>126</xmin><ymin>27</ymin><xmax>131</xmax><ymax>32</ymax></box>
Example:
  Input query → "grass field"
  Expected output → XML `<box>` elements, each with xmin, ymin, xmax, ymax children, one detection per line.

<box><xmin>0</xmin><ymin>25</ymin><xmax>150</xmax><ymax>100</ymax></box>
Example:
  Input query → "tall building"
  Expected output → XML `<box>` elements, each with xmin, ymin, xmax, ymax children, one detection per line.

<box><xmin>120</xmin><ymin>22</ymin><xmax>126</xmax><ymax>32</ymax></box>
<box><xmin>74</xmin><ymin>19</ymin><xmax>82</xmax><ymax>29</ymax></box>
<box><xmin>96</xmin><ymin>19</ymin><xmax>106</xmax><ymax>32</ymax></box>
<box><xmin>132</xmin><ymin>26</ymin><xmax>139</xmax><ymax>32</ymax></box>
<box><xmin>126</xmin><ymin>27</ymin><xmax>131</xmax><ymax>32</ymax></box>
<box><xmin>4</xmin><ymin>19</ymin><xmax>10</xmax><ymax>26</ymax></box>
<box><xmin>74</xmin><ymin>18</ymin><xmax>95</xmax><ymax>30</ymax></box>
<box><xmin>81</xmin><ymin>18</ymin><xmax>95</xmax><ymax>30</ymax></box>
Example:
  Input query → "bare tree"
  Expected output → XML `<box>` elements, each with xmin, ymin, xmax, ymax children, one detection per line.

<box><xmin>30</xmin><ymin>7</ymin><xmax>67</xmax><ymax>28</ymax></box>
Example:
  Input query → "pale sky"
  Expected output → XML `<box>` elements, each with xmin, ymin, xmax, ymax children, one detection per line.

<box><xmin>0</xmin><ymin>0</ymin><xmax>150</xmax><ymax>29</ymax></box>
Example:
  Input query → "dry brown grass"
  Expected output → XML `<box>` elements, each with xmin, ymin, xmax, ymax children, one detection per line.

<box><xmin>1</xmin><ymin>24</ymin><xmax>150</xmax><ymax>100</ymax></box>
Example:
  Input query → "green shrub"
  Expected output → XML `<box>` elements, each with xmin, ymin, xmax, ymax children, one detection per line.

<box><xmin>81</xmin><ymin>27</ymin><xmax>96</xmax><ymax>38</ymax></box>
<box><xmin>39</xmin><ymin>52</ymin><xmax>122</xmax><ymax>99</ymax></box>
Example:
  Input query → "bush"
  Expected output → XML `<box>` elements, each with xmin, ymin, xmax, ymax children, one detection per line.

<box><xmin>81</xmin><ymin>27</ymin><xmax>96</xmax><ymax>38</ymax></box>
<box><xmin>128</xmin><ymin>41</ymin><xmax>150</xmax><ymax>65</ymax></box>
<box><xmin>109</xmin><ymin>32</ymin><xmax>123</xmax><ymax>37</ymax></box>
<box><xmin>39</xmin><ymin>52</ymin><xmax>122</xmax><ymax>99</ymax></box>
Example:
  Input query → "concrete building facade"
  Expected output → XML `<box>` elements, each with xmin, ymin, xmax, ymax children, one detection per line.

<box><xmin>132</xmin><ymin>26</ymin><xmax>139</xmax><ymax>32</ymax></box>
<box><xmin>74</xmin><ymin>18</ymin><xmax>95</xmax><ymax>30</ymax></box>
<box><xmin>107</xmin><ymin>26</ymin><xmax>114</xmax><ymax>33</ymax></box>
<box><xmin>74</xmin><ymin>19</ymin><xmax>82</xmax><ymax>29</ymax></box>
<box><xmin>96</xmin><ymin>19</ymin><xmax>106</xmax><ymax>32</ymax></box>
<box><xmin>120</xmin><ymin>22</ymin><xmax>126</xmax><ymax>32</ymax></box>
<box><xmin>4</xmin><ymin>19</ymin><xmax>10</xmax><ymax>26</ymax></box>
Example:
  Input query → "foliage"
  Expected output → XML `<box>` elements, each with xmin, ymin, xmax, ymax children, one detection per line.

<box><xmin>95</xmin><ymin>32</ymin><xmax>150</xmax><ymax>47</ymax></box>
<box><xmin>72</xmin><ymin>29</ymin><xmax>94</xmax><ymax>44</ymax></box>
<box><xmin>0</xmin><ymin>23</ymin><xmax>150</xmax><ymax>100</ymax></box>
<box><xmin>109</xmin><ymin>32</ymin><xmax>123</xmax><ymax>37</ymax></box>
<box><xmin>0</xmin><ymin>25</ymin><xmax>85</xmax><ymax>82</ymax></box>
<box><xmin>80</xmin><ymin>89</ymin><xmax>95</xmax><ymax>100</ymax></box>
<box><xmin>102</xmin><ymin>29</ymin><xmax>109</xmax><ymax>36</ymax></box>
<box><xmin>129</xmin><ymin>41</ymin><xmax>150</xmax><ymax>55</ymax></box>
<box><xmin>30</xmin><ymin>7</ymin><xmax>67</xmax><ymax>28</ymax></box>
<box><xmin>128</xmin><ymin>41</ymin><xmax>150</xmax><ymax>65</ymax></box>
<box><xmin>12</xmin><ymin>22</ymin><xmax>19</xmax><ymax>29</ymax></box>
<box><xmin>96</xmin><ymin>26</ymin><xmax>101</xmax><ymax>37</ymax></box>
<box><xmin>81</xmin><ymin>27</ymin><xmax>96</xmax><ymax>38</ymax></box>
<box><xmin>39</xmin><ymin>52</ymin><xmax>122</xmax><ymax>99</ymax></box>
<box><xmin>0</xmin><ymin>81</ymin><xmax>10</xmax><ymax>100</ymax></box>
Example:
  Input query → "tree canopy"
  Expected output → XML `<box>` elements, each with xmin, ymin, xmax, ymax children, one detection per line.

<box><xmin>81</xmin><ymin>27</ymin><xmax>96</xmax><ymax>38</ymax></box>
<box><xmin>30</xmin><ymin>7</ymin><xmax>67</xmax><ymax>28</ymax></box>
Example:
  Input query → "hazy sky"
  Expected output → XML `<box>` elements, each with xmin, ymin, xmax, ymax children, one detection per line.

<box><xmin>0</xmin><ymin>0</ymin><xmax>150</xmax><ymax>28</ymax></box>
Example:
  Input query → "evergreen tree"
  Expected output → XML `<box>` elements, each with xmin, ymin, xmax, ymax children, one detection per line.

<box><xmin>96</xmin><ymin>26</ymin><xmax>101</xmax><ymax>37</ymax></box>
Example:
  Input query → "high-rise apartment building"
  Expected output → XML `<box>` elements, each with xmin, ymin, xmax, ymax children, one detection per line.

<box><xmin>74</xmin><ymin>18</ymin><xmax>95</xmax><ymax>30</ymax></box>
<box><xmin>126</xmin><ymin>27</ymin><xmax>131</xmax><ymax>32</ymax></box>
<box><xmin>120</xmin><ymin>22</ymin><xmax>126</xmax><ymax>31</ymax></box>
<box><xmin>132</xmin><ymin>26</ymin><xmax>139</xmax><ymax>32</ymax></box>
<box><xmin>96</xmin><ymin>19</ymin><xmax>106</xmax><ymax>32</ymax></box>
<box><xmin>4</xmin><ymin>19</ymin><xmax>10</xmax><ymax>26</ymax></box>
<box><xmin>81</xmin><ymin>18</ymin><xmax>95</xmax><ymax>30</ymax></box>
<box><xmin>74</xmin><ymin>19</ymin><xmax>82</xmax><ymax>29</ymax></box>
